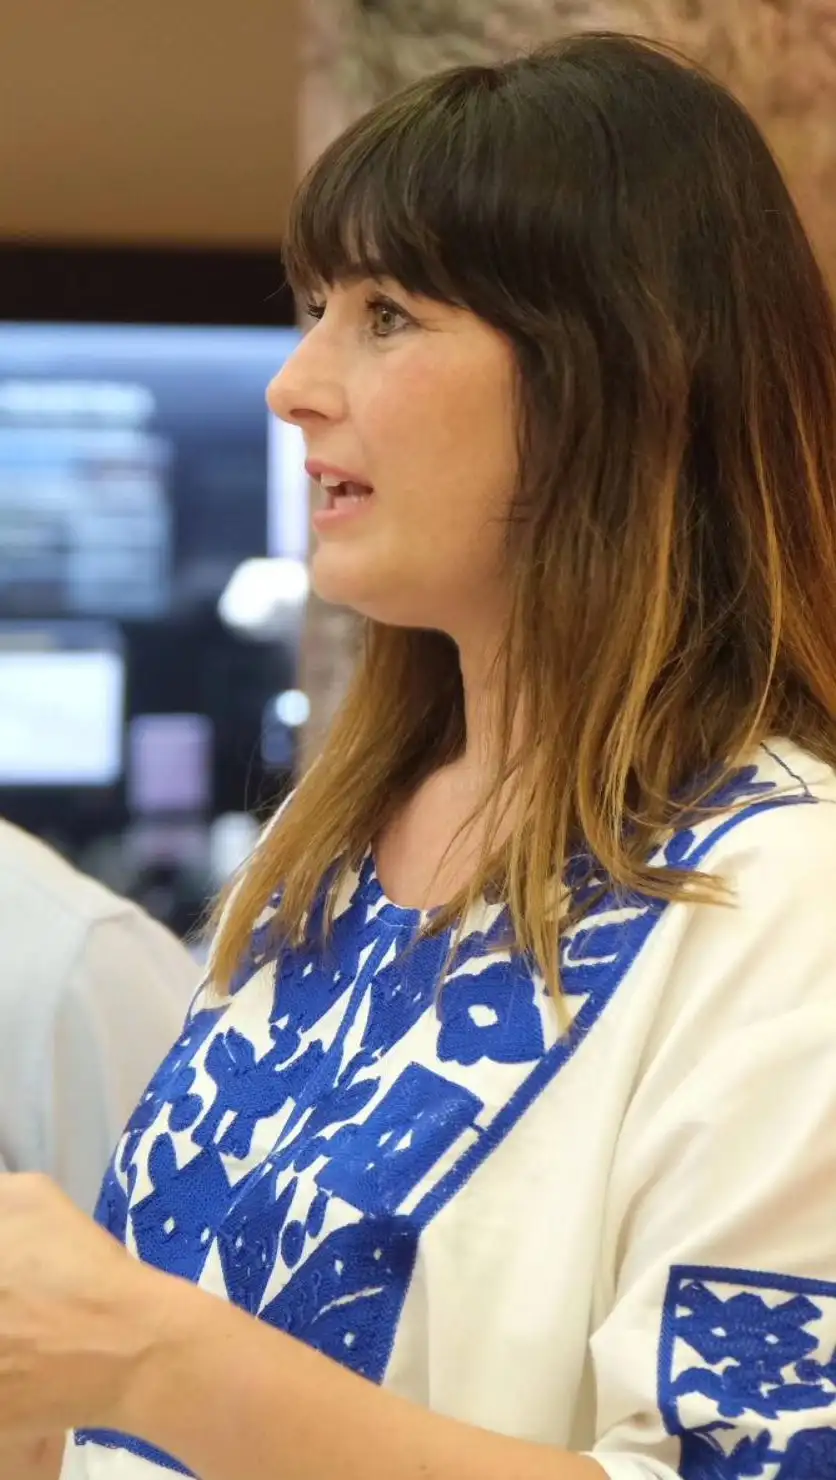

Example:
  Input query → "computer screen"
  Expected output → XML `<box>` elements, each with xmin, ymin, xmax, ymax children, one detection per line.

<box><xmin>127</xmin><ymin>712</ymin><xmax>214</xmax><ymax>815</ymax></box>
<box><xmin>0</xmin><ymin>323</ymin><xmax>306</xmax><ymax>625</ymax></box>
<box><xmin>0</xmin><ymin>322</ymin><xmax>304</xmax><ymax>803</ymax></box>
<box><xmin>0</xmin><ymin>620</ymin><xmax>124</xmax><ymax>786</ymax></box>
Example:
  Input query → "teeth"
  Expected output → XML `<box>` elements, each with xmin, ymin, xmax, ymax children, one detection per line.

<box><xmin>319</xmin><ymin>474</ymin><xmax>344</xmax><ymax>489</ymax></box>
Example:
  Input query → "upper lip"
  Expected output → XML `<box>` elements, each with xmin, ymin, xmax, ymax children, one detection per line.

<box><xmin>305</xmin><ymin>459</ymin><xmax>373</xmax><ymax>488</ymax></box>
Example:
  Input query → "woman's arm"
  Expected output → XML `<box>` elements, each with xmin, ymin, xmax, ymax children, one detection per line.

<box><xmin>121</xmin><ymin>1270</ymin><xmax>606</xmax><ymax>1480</ymax></box>
<box><xmin>0</xmin><ymin>1176</ymin><xmax>605</xmax><ymax>1480</ymax></box>
<box><xmin>0</xmin><ymin>1434</ymin><xmax>63</xmax><ymax>1480</ymax></box>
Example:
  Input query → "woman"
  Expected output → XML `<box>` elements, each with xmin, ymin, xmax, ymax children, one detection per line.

<box><xmin>2</xmin><ymin>29</ymin><xmax>836</xmax><ymax>1480</ymax></box>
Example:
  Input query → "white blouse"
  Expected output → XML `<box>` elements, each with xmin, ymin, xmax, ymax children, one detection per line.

<box><xmin>0</xmin><ymin>820</ymin><xmax>196</xmax><ymax>1211</ymax></box>
<box><xmin>64</xmin><ymin>738</ymin><xmax>836</xmax><ymax>1480</ymax></box>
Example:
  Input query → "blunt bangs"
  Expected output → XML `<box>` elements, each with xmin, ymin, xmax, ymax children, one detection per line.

<box><xmin>282</xmin><ymin>65</ymin><xmax>535</xmax><ymax>314</ymax></box>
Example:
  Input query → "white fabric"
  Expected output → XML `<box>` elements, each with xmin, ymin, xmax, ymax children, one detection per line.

<box><xmin>66</xmin><ymin>740</ymin><xmax>836</xmax><ymax>1479</ymax></box>
<box><xmin>0</xmin><ymin>820</ymin><xmax>197</xmax><ymax>1211</ymax></box>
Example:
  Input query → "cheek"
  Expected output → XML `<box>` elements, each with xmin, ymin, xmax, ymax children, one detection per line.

<box><xmin>355</xmin><ymin>361</ymin><xmax>439</xmax><ymax>450</ymax></box>
<box><xmin>359</xmin><ymin>355</ymin><xmax>518</xmax><ymax>521</ymax></box>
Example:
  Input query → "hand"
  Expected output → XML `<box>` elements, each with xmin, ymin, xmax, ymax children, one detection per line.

<box><xmin>0</xmin><ymin>1174</ymin><xmax>174</xmax><ymax>1440</ymax></box>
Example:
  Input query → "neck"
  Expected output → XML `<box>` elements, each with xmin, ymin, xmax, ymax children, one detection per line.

<box><xmin>455</xmin><ymin>627</ymin><xmax>520</xmax><ymax>780</ymax></box>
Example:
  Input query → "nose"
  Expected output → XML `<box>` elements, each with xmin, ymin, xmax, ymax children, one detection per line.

<box><xmin>266</xmin><ymin>324</ymin><xmax>346</xmax><ymax>428</ymax></box>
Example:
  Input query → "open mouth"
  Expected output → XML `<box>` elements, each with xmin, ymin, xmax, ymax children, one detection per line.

<box><xmin>320</xmin><ymin>476</ymin><xmax>374</xmax><ymax>510</ymax></box>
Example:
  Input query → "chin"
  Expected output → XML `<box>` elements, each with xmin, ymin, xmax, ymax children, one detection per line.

<box><xmin>309</xmin><ymin>548</ymin><xmax>370</xmax><ymax>610</ymax></box>
<box><xmin>309</xmin><ymin>552</ymin><xmax>435</xmax><ymax>629</ymax></box>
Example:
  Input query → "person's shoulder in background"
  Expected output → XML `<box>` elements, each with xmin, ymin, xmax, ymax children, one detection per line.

<box><xmin>0</xmin><ymin>819</ymin><xmax>198</xmax><ymax>1210</ymax></box>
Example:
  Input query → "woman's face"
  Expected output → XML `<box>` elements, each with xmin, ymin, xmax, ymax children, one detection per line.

<box><xmin>267</xmin><ymin>277</ymin><xmax>519</xmax><ymax>637</ymax></box>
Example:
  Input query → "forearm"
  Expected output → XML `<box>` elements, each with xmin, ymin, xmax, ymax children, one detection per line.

<box><xmin>122</xmin><ymin>1276</ymin><xmax>605</xmax><ymax>1480</ymax></box>
<box><xmin>0</xmin><ymin>1434</ymin><xmax>63</xmax><ymax>1480</ymax></box>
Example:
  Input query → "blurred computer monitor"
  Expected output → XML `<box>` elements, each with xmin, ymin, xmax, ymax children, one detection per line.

<box><xmin>0</xmin><ymin>246</ymin><xmax>303</xmax><ymax>850</ymax></box>
<box><xmin>127</xmin><ymin>712</ymin><xmax>213</xmax><ymax>816</ymax></box>
<box><xmin>0</xmin><ymin>620</ymin><xmax>124</xmax><ymax>787</ymax></box>
<box><xmin>0</xmin><ymin>322</ymin><xmax>306</xmax><ymax>630</ymax></box>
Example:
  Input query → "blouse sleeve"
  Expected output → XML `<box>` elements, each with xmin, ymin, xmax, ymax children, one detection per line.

<box><xmin>48</xmin><ymin>907</ymin><xmax>197</xmax><ymax>1213</ymax></box>
<box><xmin>586</xmin><ymin>802</ymin><xmax>836</xmax><ymax>1480</ymax></box>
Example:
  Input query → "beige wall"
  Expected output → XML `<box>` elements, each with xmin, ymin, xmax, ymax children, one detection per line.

<box><xmin>0</xmin><ymin>0</ymin><xmax>300</xmax><ymax>246</ymax></box>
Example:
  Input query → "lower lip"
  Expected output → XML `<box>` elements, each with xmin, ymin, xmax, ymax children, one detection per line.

<box><xmin>312</xmin><ymin>493</ymin><xmax>375</xmax><ymax>533</ymax></box>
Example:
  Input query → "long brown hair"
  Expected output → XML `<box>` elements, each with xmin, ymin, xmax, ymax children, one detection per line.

<box><xmin>212</xmin><ymin>31</ymin><xmax>836</xmax><ymax>997</ymax></box>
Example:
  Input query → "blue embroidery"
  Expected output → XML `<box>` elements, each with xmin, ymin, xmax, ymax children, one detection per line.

<box><xmin>316</xmin><ymin>1063</ymin><xmax>483</xmax><ymax>1213</ymax></box>
<box><xmin>191</xmin><ymin>1026</ymin><xmax>327</xmax><ymax>1159</ymax></box>
<box><xmin>437</xmin><ymin>959</ymin><xmax>545</xmax><ymax>1065</ymax></box>
<box><xmin>217</xmin><ymin>1166</ymin><xmax>297</xmax><ymax>1314</ymax></box>
<box><xmin>79</xmin><ymin>757</ymin><xmax>816</xmax><ymax>1474</ymax></box>
<box><xmin>131</xmin><ymin>1138</ymin><xmax>232</xmax><ymax>1282</ymax></box>
<box><xmin>260</xmin><ymin>1215</ymin><xmax>419</xmax><ymax>1381</ymax></box>
<box><xmin>75</xmin><ymin>1432</ymin><xmax>192</xmax><ymax>1477</ymax></box>
<box><xmin>93</xmin><ymin>1007</ymin><xmax>220</xmax><ymax>1244</ymax></box>
<box><xmin>360</xmin><ymin>928</ymin><xmax>453</xmax><ymax>1060</ymax></box>
<box><xmin>659</xmin><ymin>1266</ymin><xmax>836</xmax><ymax>1478</ymax></box>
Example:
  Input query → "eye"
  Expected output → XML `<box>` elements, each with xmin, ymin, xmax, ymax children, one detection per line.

<box><xmin>304</xmin><ymin>299</ymin><xmax>325</xmax><ymax>324</ymax></box>
<box><xmin>367</xmin><ymin>294</ymin><xmax>411</xmax><ymax>338</ymax></box>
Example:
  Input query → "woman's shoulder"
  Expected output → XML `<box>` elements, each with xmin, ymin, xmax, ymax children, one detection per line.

<box><xmin>630</xmin><ymin>739</ymin><xmax>836</xmax><ymax>1056</ymax></box>
<box><xmin>693</xmin><ymin>737</ymin><xmax>836</xmax><ymax>881</ymax></box>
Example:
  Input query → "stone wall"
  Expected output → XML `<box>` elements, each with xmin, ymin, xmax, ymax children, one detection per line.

<box><xmin>296</xmin><ymin>0</ymin><xmax>836</xmax><ymax>770</ymax></box>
